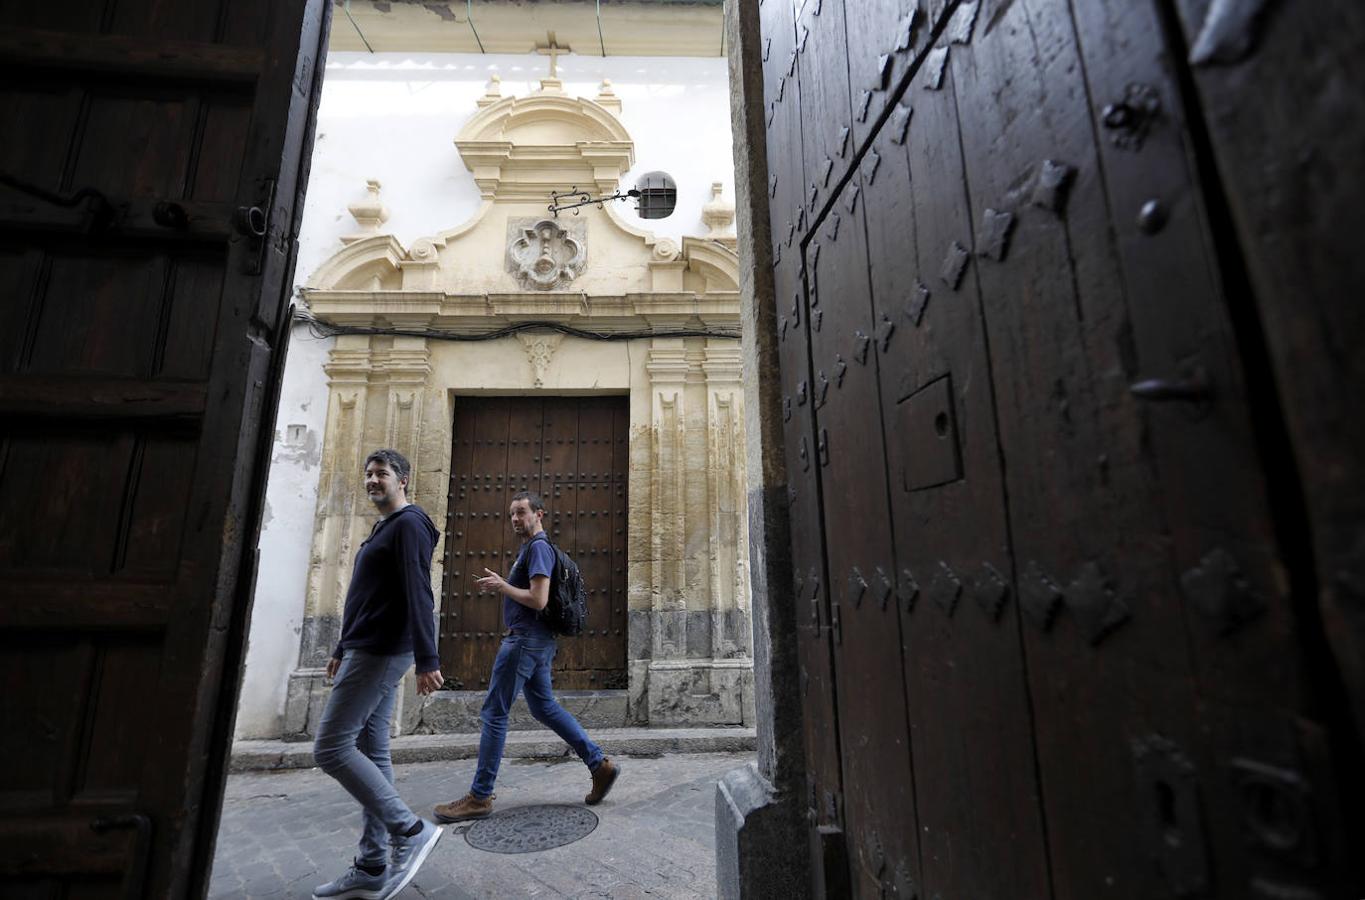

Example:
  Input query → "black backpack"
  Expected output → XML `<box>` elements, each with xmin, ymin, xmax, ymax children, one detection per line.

<box><xmin>534</xmin><ymin>535</ymin><xmax>588</xmax><ymax>636</ymax></box>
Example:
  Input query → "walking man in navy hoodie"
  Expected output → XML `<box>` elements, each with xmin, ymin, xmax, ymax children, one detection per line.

<box><xmin>312</xmin><ymin>448</ymin><xmax>444</xmax><ymax>900</ymax></box>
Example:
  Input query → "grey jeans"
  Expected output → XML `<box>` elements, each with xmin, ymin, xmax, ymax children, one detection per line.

<box><xmin>313</xmin><ymin>649</ymin><xmax>419</xmax><ymax>866</ymax></box>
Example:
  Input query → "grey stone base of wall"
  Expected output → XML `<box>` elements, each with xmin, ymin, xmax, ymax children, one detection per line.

<box><xmin>280</xmin><ymin>665</ymin><xmax>753</xmax><ymax>740</ymax></box>
<box><xmin>412</xmin><ymin>690</ymin><xmax>629</xmax><ymax>733</ymax></box>
<box><xmin>232</xmin><ymin>726</ymin><xmax>757</xmax><ymax>773</ymax></box>
<box><xmin>715</xmin><ymin>762</ymin><xmax>810</xmax><ymax>900</ymax></box>
<box><xmin>281</xmin><ymin>667</ymin><xmax>329</xmax><ymax>742</ymax></box>
<box><xmin>643</xmin><ymin>660</ymin><xmax>755</xmax><ymax>727</ymax></box>
<box><xmin>276</xmin><ymin>605</ymin><xmax>757</xmax><ymax>739</ymax></box>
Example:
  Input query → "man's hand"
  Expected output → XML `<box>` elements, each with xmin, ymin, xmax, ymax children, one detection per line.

<box><xmin>416</xmin><ymin>669</ymin><xmax>444</xmax><ymax>695</ymax></box>
<box><xmin>326</xmin><ymin>657</ymin><xmax>341</xmax><ymax>682</ymax></box>
<box><xmin>476</xmin><ymin>568</ymin><xmax>508</xmax><ymax>593</ymax></box>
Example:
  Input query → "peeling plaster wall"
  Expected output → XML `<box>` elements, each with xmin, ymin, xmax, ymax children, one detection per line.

<box><xmin>233</xmin><ymin>331</ymin><xmax>332</xmax><ymax>738</ymax></box>
<box><xmin>235</xmin><ymin>49</ymin><xmax>734</xmax><ymax>739</ymax></box>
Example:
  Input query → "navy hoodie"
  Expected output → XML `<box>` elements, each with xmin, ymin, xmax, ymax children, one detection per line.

<box><xmin>332</xmin><ymin>504</ymin><xmax>441</xmax><ymax>673</ymax></box>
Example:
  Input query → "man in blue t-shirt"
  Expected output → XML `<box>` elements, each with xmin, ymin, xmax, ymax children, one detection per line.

<box><xmin>433</xmin><ymin>490</ymin><xmax>620</xmax><ymax>821</ymax></box>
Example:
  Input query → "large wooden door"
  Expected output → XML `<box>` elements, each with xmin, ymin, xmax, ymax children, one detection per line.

<box><xmin>440</xmin><ymin>395</ymin><xmax>629</xmax><ymax>690</ymax></box>
<box><xmin>763</xmin><ymin>0</ymin><xmax>1362</xmax><ymax>896</ymax></box>
<box><xmin>0</xmin><ymin>1</ymin><xmax>327</xmax><ymax>896</ymax></box>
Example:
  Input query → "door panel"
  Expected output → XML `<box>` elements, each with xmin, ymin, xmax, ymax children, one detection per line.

<box><xmin>762</xmin><ymin>1</ymin><xmax>850</xmax><ymax>893</ymax></box>
<box><xmin>0</xmin><ymin>0</ymin><xmax>327</xmax><ymax>895</ymax></box>
<box><xmin>865</xmin><ymin>38</ymin><xmax>1052</xmax><ymax>898</ymax></box>
<box><xmin>804</xmin><ymin>174</ymin><xmax>922</xmax><ymax>897</ymax></box>
<box><xmin>440</xmin><ymin>395</ymin><xmax>629</xmax><ymax>690</ymax></box>
<box><xmin>762</xmin><ymin>0</ymin><xmax>1361</xmax><ymax>895</ymax></box>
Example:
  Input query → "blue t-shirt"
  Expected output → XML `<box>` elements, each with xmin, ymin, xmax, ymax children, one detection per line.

<box><xmin>505</xmin><ymin>532</ymin><xmax>556</xmax><ymax>638</ymax></box>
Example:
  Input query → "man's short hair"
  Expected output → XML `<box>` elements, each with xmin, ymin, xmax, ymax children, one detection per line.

<box><xmin>511</xmin><ymin>490</ymin><xmax>545</xmax><ymax>512</ymax></box>
<box><xmin>365</xmin><ymin>448</ymin><xmax>411</xmax><ymax>486</ymax></box>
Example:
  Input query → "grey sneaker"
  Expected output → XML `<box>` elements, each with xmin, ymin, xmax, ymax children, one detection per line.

<box><xmin>383</xmin><ymin>820</ymin><xmax>443</xmax><ymax>899</ymax></box>
<box><xmin>312</xmin><ymin>861</ymin><xmax>387</xmax><ymax>900</ymax></box>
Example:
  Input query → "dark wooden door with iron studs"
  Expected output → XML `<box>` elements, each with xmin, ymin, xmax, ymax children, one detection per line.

<box><xmin>440</xmin><ymin>395</ymin><xmax>629</xmax><ymax>691</ymax></box>
<box><xmin>762</xmin><ymin>0</ymin><xmax>1363</xmax><ymax>897</ymax></box>
<box><xmin>0</xmin><ymin>0</ymin><xmax>328</xmax><ymax>895</ymax></box>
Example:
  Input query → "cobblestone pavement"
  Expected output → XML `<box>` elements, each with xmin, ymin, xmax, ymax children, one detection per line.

<box><xmin>209</xmin><ymin>751</ymin><xmax>752</xmax><ymax>899</ymax></box>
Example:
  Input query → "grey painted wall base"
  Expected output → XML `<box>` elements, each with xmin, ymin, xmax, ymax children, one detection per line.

<box><xmin>627</xmin><ymin>605</ymin><xmax>757</xmax><ymax>726</ymax></box>
<box><xmin>413</xmin><ymin>689</ymin><xmax>629</xmax><ymax>733</ymax></box>
<box><xmin>278</xmin><ymin>657</ymin><xmax>755</xmax><ymax>738</ymax></box>
<box><xmin>276</xmin><ymin>611</ymin><xmax>756</xmax><ymax>738</ymax></box>
<box><xmin>716</xmin><ymin>763</ymin><xmax>809</xmax><ymax>900</ymax></box>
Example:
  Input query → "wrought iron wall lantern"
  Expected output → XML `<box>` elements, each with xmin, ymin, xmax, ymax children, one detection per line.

<box><xmin>548</xmin><ymin>186</ymin><xmax>640</xmax><ymax>217</ymax></box>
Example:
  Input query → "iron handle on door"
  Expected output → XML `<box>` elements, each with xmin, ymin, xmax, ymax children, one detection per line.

<box><xmin>1129</xmin><ymin>366</ymin><xmax>1212</xmax><ymax>403</ymax></box>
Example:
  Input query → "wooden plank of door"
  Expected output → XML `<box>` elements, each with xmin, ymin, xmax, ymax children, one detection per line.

<box><xmin>762</xmin><ymin>0</ymin><xmax>851</xmax><ymax>893</ymax></box>
<box><xmin>464</xmin><ymin>397</ymin><xmax>514</xmax><ymax>687</ymax></box>
<box><xmin>575</xmin><ymin>399</ymin><xmax>619</xmax><ymax>682</ymax></box>
<box><xmin>0</xmin><ymin>1</ymin><xmax>329</xmax><ymax>895</ymax></box>
<box><xmin>440</xmin><ymin>398</ymin><xmax>477</xmax><ymax>680</ymax></box>
<box><xmin>848</xmin><ymin>21</ymin><xmax>1054</xmax><ymax>900</ymax></box>
<box><xmin>933</xmin><ymin>3</ymin><xmax>1211</xmax><ymax>897</ymax></box>
<box><xmin>1168</xmin><ymin>0</ymin><xmax>1365</xmax><ymax>789</ymax></box>
<box><xmin>609</xmin><ymin>400</ymin><xmax>629</xmax><ymax>682</ymax></box>
<box><xmin>542</xmin><ymin>398</ymin><xmax>581</xmax><ymax>682</ymax></box>
<box><xmin>1067</xmin><ymin>1</ymin><xmax>1347</xmax><ymax>893</ymax></box>
<box><xmin>805</xmin><ymin>174</ymin><xmax>924</xmax><ymax>897</ymax></box>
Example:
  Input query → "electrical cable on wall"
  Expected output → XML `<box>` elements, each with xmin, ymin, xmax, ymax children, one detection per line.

<box><xmin>293</xmin><ymin>308</ymin><xmax>739</xmax><ymax>343</ymax></box>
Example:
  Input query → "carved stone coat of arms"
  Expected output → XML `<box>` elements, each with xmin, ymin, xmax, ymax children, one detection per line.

<box><xmin>506</xmin><ymin>217</ymin><xmax>586</xmax><ymax>290</ymax></box>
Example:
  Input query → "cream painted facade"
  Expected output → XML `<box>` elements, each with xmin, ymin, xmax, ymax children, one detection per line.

<box><xmin>277</xmin><ymin>70</ymin><xmax>752</xmax><ymax>738</ymax></box>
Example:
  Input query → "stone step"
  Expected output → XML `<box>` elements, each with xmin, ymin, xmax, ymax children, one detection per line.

<box><xmin>230</xmin><ymin>726</ymin><xmax>757</xmax><ymax>773</ymax></box>
<box><xmin>413</xmin><ymin>689</ymin><xmax>629</xmax><ymax>733</ymax></box>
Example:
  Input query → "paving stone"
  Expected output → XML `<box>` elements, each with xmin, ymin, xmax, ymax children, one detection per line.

<box><xmin>210</xmin><ymin>751</ymin><xmax>753</xmax><ymax>899</ymax></box>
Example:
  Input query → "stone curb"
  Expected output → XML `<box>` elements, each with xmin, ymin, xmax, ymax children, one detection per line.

<box><xmin>230</xmin><ymin>727</ymin><xmax>757</xmax><ymax>773</ymax></box>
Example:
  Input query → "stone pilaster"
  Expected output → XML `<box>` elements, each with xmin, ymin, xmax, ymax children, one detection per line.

<box><xmin>634</xmin><ymin>338</ymin><xmax>755</xmax><ymax>726</ymax></box>
<box><xmin>282</xmin><ymin>335</ymin><xmax>435</xmax><ymax>740</ymax></box>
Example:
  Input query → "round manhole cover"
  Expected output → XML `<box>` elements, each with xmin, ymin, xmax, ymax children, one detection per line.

<box><xmin>464</xmin><ymin>804</ymin><xmax>599</xmax><ymax>854</ymax></box>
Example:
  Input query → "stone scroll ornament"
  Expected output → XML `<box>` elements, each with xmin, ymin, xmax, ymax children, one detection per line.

<box><xmin>507</xmin><ymin>217</ymin><xmax>586</xmax><ymax>290</ymax></box>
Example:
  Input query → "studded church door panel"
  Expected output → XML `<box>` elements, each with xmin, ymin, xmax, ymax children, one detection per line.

<box><xmin>440</xmin><ymin>396</ymin><xmax>628</xmax><ymax>690</ymax></box>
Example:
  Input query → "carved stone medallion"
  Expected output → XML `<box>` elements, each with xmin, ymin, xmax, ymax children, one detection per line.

<box><xmin>506</xmin><ymin>217</ymin><xmax>586</xmax><ymax>290</ymax></box>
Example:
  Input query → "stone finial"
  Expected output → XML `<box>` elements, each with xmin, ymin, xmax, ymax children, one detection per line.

<box><xmin>595</xmin><ymin>78</ymin><xmax>622</xmax><ymax>113</ymax></box>
<box><xmin>341</xmin><ymin>179</ymin><xmax>389</xmax><ymax>245</ymax></box>
<box><xmin>702</xmin><ymin>181</ymin><xmax>737</xmax><ymax>244</ymax></box>
<box><xmin>476</xmin><ymin>73</ymin><xmax>503</xmax><ymax>108</ymax></box>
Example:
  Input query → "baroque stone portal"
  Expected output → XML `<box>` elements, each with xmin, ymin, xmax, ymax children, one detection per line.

<box><xmin>507</xmin><ymin>217</ymin><xmax>586</xmax><ymax>290</ymax></box>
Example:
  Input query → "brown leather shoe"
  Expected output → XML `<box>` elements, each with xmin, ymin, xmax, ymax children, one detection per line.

<box><xmin>433</xmin><ymin>793</ymin><xmax>493</xmax><ymax>823</ymax></box>
<box><xmin>585</xmin><ymin>758</ymin><xmax>620</xmax><ymax>806</ymax></box>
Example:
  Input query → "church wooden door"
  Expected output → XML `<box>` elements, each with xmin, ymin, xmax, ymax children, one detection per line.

<box><xmin>763</xmin><ymin>0</ymin><xmax>1360</xmax><ymax>896</ymax></box>
<box><xmin>0</xmin><ymin>0</ymin><xmax>327</xmax><ymax>896</ymax></box>
<box><xmin>440</xmin><ymin>395</ymin><xmax>629</xmax><ymax>691</ymax></box>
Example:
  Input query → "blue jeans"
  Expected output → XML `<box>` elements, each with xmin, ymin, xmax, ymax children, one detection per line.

<box><xmin>313</xmin><ymin>649</ymin><xmax>419</xmax><ymax>867</ymax></box>
<box><xmin>471</xmin><ymin>635</ymin><xmax>604</xmax><ymax>798</ymax></box>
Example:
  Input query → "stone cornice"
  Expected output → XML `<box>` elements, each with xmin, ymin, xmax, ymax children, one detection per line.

<box><xmin>301</xmin><ymin>289</ymin><xmax>741</xmax><ymax>334</ymax></box>
<box><xmin>325</xmin><ymin>1</ymin><xmax>724</xmax><ymax>58</ymax></box>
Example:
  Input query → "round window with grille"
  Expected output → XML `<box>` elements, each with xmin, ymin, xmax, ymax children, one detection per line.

<box><xmin>635</xmin><ymin>171</ymin><xmax>677</xmax><ymax>220</ymax></box>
